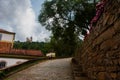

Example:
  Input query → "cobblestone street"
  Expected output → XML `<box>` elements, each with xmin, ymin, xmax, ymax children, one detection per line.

<box><xmin>5</xmin><ymin>58</ymin><xmax>73</xmax><ymax>80</ymax></box>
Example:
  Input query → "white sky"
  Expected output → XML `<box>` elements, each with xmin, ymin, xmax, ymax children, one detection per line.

<box><xmin>0</xmin><ymin>0</ymin><xmax>51</xmax><ymax>42</ymax></box>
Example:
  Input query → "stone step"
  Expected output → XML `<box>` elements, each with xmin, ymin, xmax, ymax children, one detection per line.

<box><xmin>74</xmin><ymin>77</ymin><xmax>89</xmax><ymax>80</ymax></box>
<box><xmin>71</xmin><ymin>62</ymin><xmax>89</xmax><ymax>80</ymax></box>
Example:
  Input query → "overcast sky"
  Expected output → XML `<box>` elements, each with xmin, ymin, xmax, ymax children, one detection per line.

<box><xmin>0</xmin><ymin>0</ymin><xmax>51</xmax><ymax>42</ymax></box>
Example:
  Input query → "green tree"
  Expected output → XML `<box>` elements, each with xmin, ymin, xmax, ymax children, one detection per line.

<box><xmin>13</xmin><ymin>41</ymin><xmax>53</xmax><ymax>55</ymax></box>
<box><xmin>38</xmin><ymin>0</ymin><xmax>97</xmax><ymax>56</ymax></box>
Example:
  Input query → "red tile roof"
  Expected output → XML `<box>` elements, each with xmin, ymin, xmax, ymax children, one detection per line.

<box><xmin>10</xmin><ymin>49</ymin><xmax>43</xmax><ymax>56</ymax></box>
<box><xmin>0</xmin><ymin>41</ymin><xmax>43</xmax><ymax>56</ymax></box>
<box><xmin>0</xmin><ymin>48</ymin><xmax>43</xmax><ymax>56</ymax></box>
<box><xmin>0</xmin><ymin>29</ymin><xmax>15</xmax><ymax>34</ymax></box>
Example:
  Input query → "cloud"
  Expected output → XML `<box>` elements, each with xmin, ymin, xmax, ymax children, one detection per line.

<box><xmin>0</xmin><ymin>0</ymin><xmax>50</xmax><ymax>42</ymax></box>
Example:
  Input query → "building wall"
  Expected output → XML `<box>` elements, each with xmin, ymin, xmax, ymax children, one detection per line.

<box><xmin>76</xmin><ymin>0</ymin><xmax>120</xmax><ymax>80</ymax></box>
<box><xmin>0</xmin><ymin>33</ymin><xmax>14</xmax><ymax>50</ymax></box>
<box><xmin>0</xmin><ymin>42</ymin><xmax>12</xmax><ymax>53</ymax></box>
<box><xmin>0</xmin><ymin>33</ymin><xmax>14</xmax><ymax>42</ymax></box>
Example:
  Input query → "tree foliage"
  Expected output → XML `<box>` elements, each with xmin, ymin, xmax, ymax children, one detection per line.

<box><xmin>13</xmin><ymin>41</ymin><xmax>52</xmax><ymax>55</ymax></box>
<box><xmin>38</xmin><ymin>0</ymin><xmax>97</xmax><ymax>56</ymax></box>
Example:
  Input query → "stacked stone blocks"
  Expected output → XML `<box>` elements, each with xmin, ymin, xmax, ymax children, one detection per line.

<box><xmin>76</xmin><ymin>1</ymin><xmax>120</xmax><ymax>80</ymax></box>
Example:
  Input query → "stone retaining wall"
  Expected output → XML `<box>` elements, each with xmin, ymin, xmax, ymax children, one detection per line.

<box><xmin>76</xmin><ymin>0</ymin><xmax>120</xmax><ymax>80</ymax></box>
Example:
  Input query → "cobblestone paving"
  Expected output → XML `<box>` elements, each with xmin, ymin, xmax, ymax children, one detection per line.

<box><xmin>6</xmin><ymin>58</ymin><xmax>73</xmax><ymax>80</ymax></box>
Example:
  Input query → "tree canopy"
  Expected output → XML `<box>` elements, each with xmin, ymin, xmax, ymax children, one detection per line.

<box><xmin>13</xmin><ymin>41</ymin><xmax>52</xmax><ymax>54</ymax></box>
<box><xmin>38</xmin><ymin>0</ymin><xmax>98</xmax><ymax>56</ymax></box>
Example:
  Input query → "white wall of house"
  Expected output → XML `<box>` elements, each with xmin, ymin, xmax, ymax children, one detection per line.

<box><xmin>0</xmin><ymin>33</ymin><xmax>14</xmax><ymax>42</ymax></box>
<box><xmin>46</xmin><ymin>53</ymin><xmax>56</xmax><ymax>58</ymax></box>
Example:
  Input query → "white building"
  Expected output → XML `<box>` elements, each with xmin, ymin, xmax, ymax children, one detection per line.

<box><xmin>46</xmin><ymin>52</ymin><xmax>56</xmax><ymax>58</ymax></box>
<box><xmin>0</xmin><ymin>29</ymin><xmax>15</xmax><ymax>48</ymax></box>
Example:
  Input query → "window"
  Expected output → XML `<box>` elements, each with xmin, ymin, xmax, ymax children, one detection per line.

<box><xmin>0</xmin><ymin>34</ymin><xmax>2</xmax><ymax>40</ymax></box>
